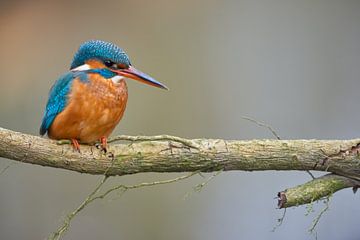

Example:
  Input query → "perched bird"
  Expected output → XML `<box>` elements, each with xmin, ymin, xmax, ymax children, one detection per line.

<box><xmin>40</xmin><ymin>40</ymin><xmax>167</xmax><ymax>151</ymax></box>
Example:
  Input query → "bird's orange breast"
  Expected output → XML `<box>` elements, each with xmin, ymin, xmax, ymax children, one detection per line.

<box><xmin>48</xmin><ymin>74</ymin><xmax>128</xmax><ymax>143</ymax></box>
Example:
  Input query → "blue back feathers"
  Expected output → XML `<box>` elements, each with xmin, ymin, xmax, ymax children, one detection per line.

<box><xmin>39</xmin><ymin>71</ymin><xmax>88</xmax><ymax>135</ymax></box>
<box><xmin>70</xmin><ymin>40</ymin><xmax>131</xmax><ymax>69</ymax></box>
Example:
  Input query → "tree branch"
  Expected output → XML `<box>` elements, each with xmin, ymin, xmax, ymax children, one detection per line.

<box><xmin>278</xmin><ymin>173</ymin><xmax>360</xmax><ymax>208</ymax></box>
<box><xmin>1</xmin><ymin>127</ymin><xmax>360</xmax><ymax>207</ymax></box>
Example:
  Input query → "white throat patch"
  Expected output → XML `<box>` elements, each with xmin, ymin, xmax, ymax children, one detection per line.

<box><xmin>111</xmin><ymin>75</ymin><xmax>125</xmax><ymax>84</ymax></box>
<box><xmin>71</xmin><ymin>64</ymin><xmax>91</xmax><ymax>71</ymax></box>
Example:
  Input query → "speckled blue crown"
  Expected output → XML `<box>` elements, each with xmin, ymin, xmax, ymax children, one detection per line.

<box><xmin>70</xmin><ymin>40</ymin><xmax>131</xmax><ymax>69</ymax></box>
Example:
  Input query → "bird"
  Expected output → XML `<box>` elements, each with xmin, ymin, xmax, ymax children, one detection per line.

<box><xmin>39</xmin><ymin>40</ymin><xmax>168</xmax><ymax>152</ymax></box>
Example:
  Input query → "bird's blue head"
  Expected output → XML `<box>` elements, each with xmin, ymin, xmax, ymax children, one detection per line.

<box><xmin>70</xmin><ymin>40</ymin><xmax>167</xmax><ymax>89</ymax></box>
<box><xmin>71</xmin><ymin>40</ymin><xmax>130</xmax><ymax>69</ymax></box>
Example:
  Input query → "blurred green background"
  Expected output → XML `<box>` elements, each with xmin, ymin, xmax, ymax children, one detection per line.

<box><xmin>1</xmin><ymin>0</ymin><xmax>360</xmax><ymax>239</ymax></box>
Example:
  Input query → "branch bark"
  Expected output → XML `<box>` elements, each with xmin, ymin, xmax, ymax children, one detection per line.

<box><xmin>1</xmin><ymin>127</ymin><xmax>360</xmax><ymax>207</ymax></box>
<box><xmin>278</xmin><ymin>174</ymin><xmax>360</xmax><ymax>208</ymax></box>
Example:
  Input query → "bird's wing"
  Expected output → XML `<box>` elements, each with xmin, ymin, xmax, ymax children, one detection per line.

<box><xmin>39</xmin><ymin>71</ymin><xmax>87</xmax><ymax>135</ymax></box>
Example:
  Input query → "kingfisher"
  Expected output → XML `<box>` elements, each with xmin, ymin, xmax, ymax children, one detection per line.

<box><xmin>40</xmin><ymin>40</ymin><xmax>168</xmax><ymax>152</ymax></box>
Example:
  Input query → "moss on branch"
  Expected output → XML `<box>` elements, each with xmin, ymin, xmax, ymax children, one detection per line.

<box><xmin>278</xmin><ymin>174</ymin><xmax>360</xmax><ymax>208</ymax></box>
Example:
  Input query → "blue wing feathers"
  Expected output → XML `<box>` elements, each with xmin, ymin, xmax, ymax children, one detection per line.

<box><xmin>39</xmin><ymin>71</ymin><xmax>88</xmax><ymax>135</ymax></box>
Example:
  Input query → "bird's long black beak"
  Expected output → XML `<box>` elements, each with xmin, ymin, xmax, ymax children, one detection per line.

<box><xmin>114</xmin><ymin>66</ymin><xmax>168</xmax><ymax>90</ymax></box>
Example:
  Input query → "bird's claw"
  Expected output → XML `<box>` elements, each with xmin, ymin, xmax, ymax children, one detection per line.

<box><xmin>71</xmin><ymin>139</ymin><xmax>81</xmax><ymax>153</ymax></box>
<box><xmin>95</xmin><ymin>137</ymin><xmax>108</xmax><ymax>153</ymax></box>
<box><xmin>107</xmin><ymin>152</ymin><xmax>114</xmax><ymax>160</ymax></box>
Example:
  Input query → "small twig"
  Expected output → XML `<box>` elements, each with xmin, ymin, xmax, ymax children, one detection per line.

<box><xmin>272</xmin><ymin>208</ymin><xmax>287</xmax><ymax>232</ymax></box>
<box><xmin>242</xmin><ymin>116</ymin><xmax>315</xmax><ymax>179</ymax></box>
<box><xmin>49</xmin><ymin>155</ymin><xmax>117</xmax><ymax>240</ymax></box>
<box><xmin>93</xmin><ymin>172</ymin><xmax>198</xmax><ymax>202</ymax></box>
<box><xmin>0</xmin><ymin>162</ymin><xmax>17</xmax><ymax>176</ymax></box>
<box><xmin>309</xmin><ymin>197</ymin><xmax>331</xmax><ymax>234</ymax></box>
<box><xmin>184</xmin><ymin>171</ymin><xmax>222</xmax><ymax>199</ymax></box>
<box><xmin>242</xmin><ymin>116</ymin><xmax>281</xmax><ymax>140</ymax></box>
<box><xmin>48</xmin><ymin>175</ymin><xmax>109</xmax><ymax>240</ymax></box>
<box><xmin>193</xmin><ymin>171</ymin><xmax>222</xmax><ymax>192</ymax></box>
<box><xmin>48</xmin><ymin>172</ymin><xmax>197</xmax><ymax>240</ymax></box>
<box><xmin>305</xmin><ymin>201</ymin><xmax>315</xmax><ymax>216</ymax></box>
<box><xmin>108</xmin><ymin>134</ymin><xmax>200</xmax><ymax>149</ymax></box>
<box><xmin>306</xmin><ymin>170</ymin><xmax>316</xmax><ymax>180</ymax></box>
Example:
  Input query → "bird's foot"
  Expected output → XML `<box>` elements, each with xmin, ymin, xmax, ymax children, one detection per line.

<box><xmin>95</xmin><ymin>137</ymin><xmax>113</xmax><ymax>157</ymax></box>
<box><xmin>99</xmin><ymin>136</ymin><xmax>108</xmax><ymax>153</ymax></box>
<box><xmin>71</xmin><ymin>139</ymin><xmax>81</xmax><ymax>153</ymax></box>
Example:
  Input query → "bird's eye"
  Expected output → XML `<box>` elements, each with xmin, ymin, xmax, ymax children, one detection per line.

<box><xmin>104</xmin><ymin>60</ymin><xmax>118</xmax><ymax>69</ymax></box>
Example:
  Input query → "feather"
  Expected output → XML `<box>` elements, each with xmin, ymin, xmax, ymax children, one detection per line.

<box><xmin>39</xmin><ymin>71</ymin><xmax>88</xmax><ymax>135</ymax></box>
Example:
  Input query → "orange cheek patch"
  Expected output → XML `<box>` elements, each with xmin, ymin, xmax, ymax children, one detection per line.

<box><xmin>86</xmin><ymin>59</ymin><xmax>107</xmax><ymax>69</ymax></box>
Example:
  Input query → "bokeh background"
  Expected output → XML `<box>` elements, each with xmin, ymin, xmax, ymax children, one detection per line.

<box><xmin>1</xmin><ymin>0</ymin><xmax>360</xmax><ymax>239</ymax></box>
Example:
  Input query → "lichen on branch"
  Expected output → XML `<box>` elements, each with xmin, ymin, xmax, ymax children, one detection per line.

<box><xmin>278</xmin><ymin>174</ymin><xmax>360</xmax><ymax>208</ymax></box>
